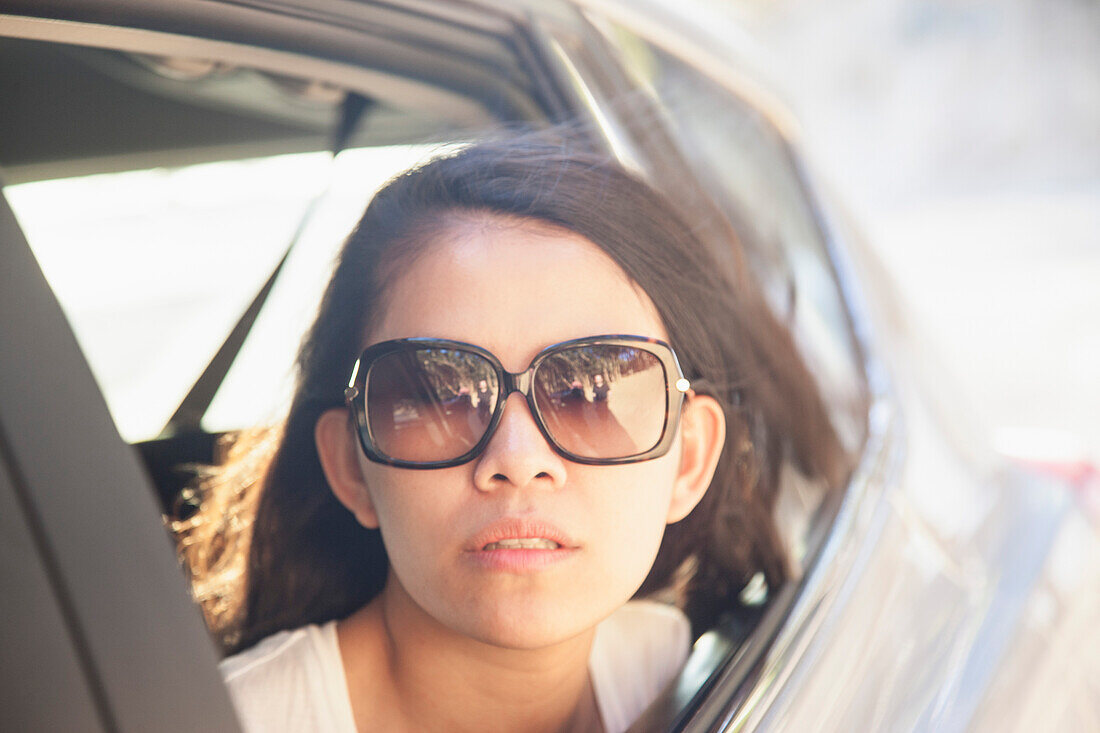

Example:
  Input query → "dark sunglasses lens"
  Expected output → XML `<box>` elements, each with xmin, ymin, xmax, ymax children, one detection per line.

<box><xmin>532</xmin><ymin>345</ymin><xmax>667</xmax><ymax>459</ymax></box>
<box><xmin>366</xmin><ymin>348</ymin><xmax>498</xmax><ymax>463</ymax></box>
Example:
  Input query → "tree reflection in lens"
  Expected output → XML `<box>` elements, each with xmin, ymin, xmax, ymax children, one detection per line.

<box><xmin>533</xmin><ymin>346</ymin><xmax>665</xmax><ymax>459</ymax></box>
<box><xmin>368</xmin><ymin>349</ymin><xmax>497</xmax><ymax>462</ymax></box>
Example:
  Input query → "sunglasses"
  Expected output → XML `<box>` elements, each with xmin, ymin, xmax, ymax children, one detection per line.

<box><xmin>344</xmin><ymin>335</ymin><xmax>692</xmax><ymax>468</ymax></box>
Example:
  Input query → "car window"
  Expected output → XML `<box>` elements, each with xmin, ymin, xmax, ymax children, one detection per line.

<box><xmin>7</xmin><ymin>144</ymin><xmax>436</xmax><ymax>440</ymax></box>
<box><xmin>584</xmin><ymin>21</ymin><xmax>871</xmax><ymax>574</ymax></box>
<box><xmin>594</xmin><ymin>26</ymin><xmax>868</xmax><ymax>450</ymax></box>
<box><xmin>1</xmin><ymin>38</ymin><xmax>466</xmax><ymax>441</ymax></box>
<box><xmin>651</xmin><ymin>48</ymin><xmax>867</xmax><ymax>456</ymax></box>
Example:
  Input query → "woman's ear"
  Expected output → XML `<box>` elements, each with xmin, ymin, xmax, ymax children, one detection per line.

<box><xmin>315</xmin><ymin>408</ymin><xmax>380</xmax><ymax>529</ymax></box>
<box><xmin>667</xmin><ymin>394</ymin><xmax>726</xmax><ymax>523</ymax></box>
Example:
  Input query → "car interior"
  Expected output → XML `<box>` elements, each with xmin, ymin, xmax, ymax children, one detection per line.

<box><xmin>1</xmin><ymin>9</ymin><xmax>870</xmax><ymax>728</ymax></box>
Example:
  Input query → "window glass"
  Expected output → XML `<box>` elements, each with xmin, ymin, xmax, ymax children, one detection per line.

<box><xmin>588</xmin><ymin>24</ymin><xmax>872</xmax><ymax>577</ymax></box>
<box><xmin>603</xmin><ymin>30</ymin><xmax>870</xmax><ymax>458</ymax></box>
<box><xmin>202</xmin><ymin>144</ymin><xmax>441</xmax><ymax>433</ymax></box>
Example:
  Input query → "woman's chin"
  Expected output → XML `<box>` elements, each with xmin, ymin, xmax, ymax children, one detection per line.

<box><xmin>465</xmin><ymin>618</ymin><xmax>589</xmax><ymax>651</ymax></box>
<box><xmin>445</xmin><ymin>601</ymin><xmax>598</xmax><ymax>651</ymax></box>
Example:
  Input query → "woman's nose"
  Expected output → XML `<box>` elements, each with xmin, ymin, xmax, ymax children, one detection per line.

<box><xmin>472</xmin><ymin>393</ymin><xmax>567</xmax><ymax>492</ymax></box>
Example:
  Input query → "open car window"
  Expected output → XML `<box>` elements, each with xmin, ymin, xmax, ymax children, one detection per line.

<box><xmin>2</xmin><ymin>38</ymin><xmax>475</xmax><ymax>442</ymax></box>
<box><xmin>577</xmin><ymin>17</ymin><xmax>870</xmax><ymax>578</ymax></box>
<box><xmin>8</xmin><ymin>142</ymin><xmax>438</xmax><ymax>440</ymax></box>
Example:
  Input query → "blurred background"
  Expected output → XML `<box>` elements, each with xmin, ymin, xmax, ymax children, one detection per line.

<box><xmin>698</xmin><ymin>0</ymin><xmax>1100</xmax><ymax>467</ymax></box>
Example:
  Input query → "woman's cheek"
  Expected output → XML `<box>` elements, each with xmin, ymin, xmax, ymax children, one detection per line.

<box><xmin>591</xmin><ymin>461</ymin><xmax>680</xmax><ymax>589</ymax></box>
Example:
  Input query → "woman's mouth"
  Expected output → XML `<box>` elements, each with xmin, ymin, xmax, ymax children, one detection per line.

<box><xmin>466</xmin><ymin>520</ymin><xmax>577</xmax><ymax>572</ymax></box>
<box><xmin>467</xmin><ymin>518</ymin><xmax>575</xmax><ymax>552</ymax></box>
<box><xmin>482</xmin><ymin>538</ymin><xmax>561</xmax><ymax>551</ymax></box>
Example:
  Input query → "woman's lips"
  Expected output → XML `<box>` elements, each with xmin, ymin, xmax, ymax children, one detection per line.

<box><xmin>465</xmin><ymin>519</ymin><xmax>578</xmax><ymax>572</ymax></box>
<box><xmin>466</xmin><ymin>518</ymin><xmax>577</xmax><ymax>552</ymax></box>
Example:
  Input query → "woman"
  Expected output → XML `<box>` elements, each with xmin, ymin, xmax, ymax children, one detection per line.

<box><xmin>180</xmin><ymin>132</ymin><xmax>843</xmax><ymax>731</ymax></box>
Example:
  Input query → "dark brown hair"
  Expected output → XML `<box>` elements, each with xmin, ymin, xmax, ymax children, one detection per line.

<box><xmin>179</xmin><ymin>131</ymin><xmax>845</xmax><ymax>653</ymax></box>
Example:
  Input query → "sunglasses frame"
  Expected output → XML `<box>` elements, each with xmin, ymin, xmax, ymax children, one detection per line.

<box><xmin>344</xmin><ymin>334</ymin><xmax>691</xmax><ymax>469</ymax></box>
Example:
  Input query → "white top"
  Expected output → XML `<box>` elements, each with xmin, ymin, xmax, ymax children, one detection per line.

<box><xmin>221</xmin><ymin>600</ymin><xmax>690</xmax><ymax>733</ymax></box>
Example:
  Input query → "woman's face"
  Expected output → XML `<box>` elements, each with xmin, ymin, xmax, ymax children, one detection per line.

<box><xmin>341</xmin><ymin>216</ymin><xmax>703</xmax><ymax>649</ymax></box>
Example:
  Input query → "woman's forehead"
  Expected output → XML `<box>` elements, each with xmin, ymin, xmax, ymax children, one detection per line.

<box><xmin>368</xmin><ymin>217</ymin><xmax>667</xmax><ymax>368</ymax></box>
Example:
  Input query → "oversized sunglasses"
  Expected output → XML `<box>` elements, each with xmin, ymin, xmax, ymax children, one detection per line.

<box><xmin>344</xmin><ymin>335</ymin><xmax>692</xmax><ymax>468</ymax></box>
